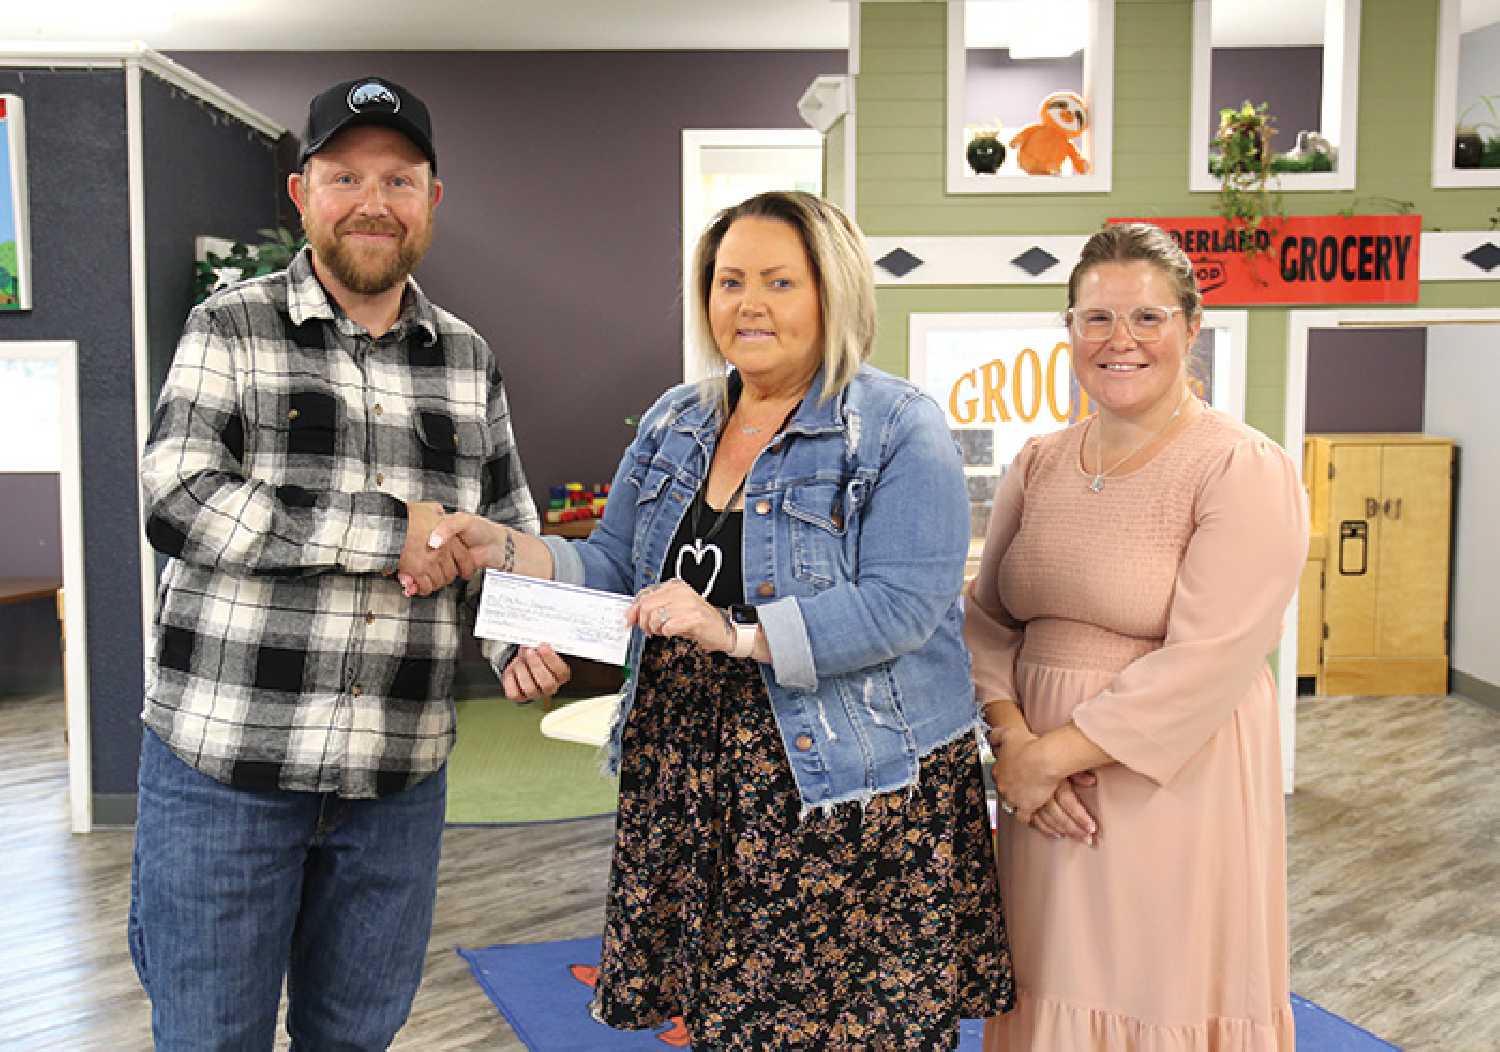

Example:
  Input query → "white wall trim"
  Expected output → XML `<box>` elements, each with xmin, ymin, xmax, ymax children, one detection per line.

<box><xmin>1188</xmin><ymin>0</ymin><xmax>1361</xmax><ymax>194</ymax></box>
<box><xmin>1420</xmin><ymin>231</ymin><xmax>1500</xmax><ymax>280</ymax></box>
<box><xmin>945</xmin><ymin>0</ymin><xmax>1115</xmax><ymax>195</ymax></box>
<box><xmin>1</xmin><ymin>341</ymin><xmax>92</xmax><ymax>831</ymax></box>
<box><xmin>0</xmin><ymin>42</ymin><xmax>285</xmax><ymax>138</ymax></box>
<box><xmin>125</xmin><ymin>61</ymin><xmax>158</xmax><ymax>741</ymax></box>
<box><xmin>865</xmin><ymin>231</ymin><xmax>1500</xmax><ymax>285</ymax></box>
<box><xmin>1282</xmin><ymin>304</ymin><xmax>1500</xmax><ymax>793</ymax></box>
<box><xmin>866</xmin><ymin>235</ymin><xmax>1092</xmax><ymax>285</ymax></box>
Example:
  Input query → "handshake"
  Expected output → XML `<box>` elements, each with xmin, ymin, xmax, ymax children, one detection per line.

<box><xmin>396</xmin><ymin>501</ymin><xmax>521</xmax><ymax>598</ymax></box>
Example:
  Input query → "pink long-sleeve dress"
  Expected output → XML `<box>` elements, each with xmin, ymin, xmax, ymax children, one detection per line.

<box><xmin>967</xmin><ymin>407</ymin><xmax>1308</xmax><ymax>1052</ymax></box>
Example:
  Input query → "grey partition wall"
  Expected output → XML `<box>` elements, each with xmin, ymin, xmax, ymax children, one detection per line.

<box><xmin>0</xmin><ymin>51</ymin><xmax>282</xmax><ymax>827</ymax></box>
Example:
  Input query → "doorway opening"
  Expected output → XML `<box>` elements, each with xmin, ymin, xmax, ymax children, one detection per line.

<box><xmin>0</xmin><ymin>340</ymin><xmax>91</xmax><ymax>831</ymax></box>
<box><xmin>1282</xmin><ymin>308</ymin><xmax>1500</xmax><ymax>788</ymax></box>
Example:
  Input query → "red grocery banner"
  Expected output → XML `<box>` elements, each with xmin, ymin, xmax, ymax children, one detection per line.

<box><xmin>1109</xmin><ymin>215</ymin><xmax>1421</xmax><ymax>305</ymax></box>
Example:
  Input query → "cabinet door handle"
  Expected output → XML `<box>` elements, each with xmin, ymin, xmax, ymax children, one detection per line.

<box><xmin>1365</xmin><ymin>497</ymin><xmax>1380</xmax><ymax>518</ymax></box>
<box><xmin>1383</xmin><ymin>497</ymin><xmax>1402</xmax><ymax>520</ymax></box>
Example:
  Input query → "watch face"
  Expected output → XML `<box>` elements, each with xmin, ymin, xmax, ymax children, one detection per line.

<box><xmin>730</xmin><ymin>604</ymin><xmax>759</xmax><ymax>625</ymax></box>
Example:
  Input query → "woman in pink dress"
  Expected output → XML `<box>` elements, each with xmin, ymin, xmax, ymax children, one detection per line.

<box><xmin>968</xmin><ymin>223</ymin><xmax>1307</xmax><ymax>1051</ymax></box>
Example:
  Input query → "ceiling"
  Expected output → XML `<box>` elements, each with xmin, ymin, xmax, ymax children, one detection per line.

<box><xmin>0</xmin><ymin>0</ymin><xmax>853</xmax><ymax>51</ymax></box>
<box><xmin>3</xmin><ymin>0</ymin><xmax>1497</xmax><ymax>53</ymax></box>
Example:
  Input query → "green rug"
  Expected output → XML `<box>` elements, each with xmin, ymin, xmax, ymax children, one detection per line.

<box><xmin>445</xmin><ymin>697</ymin><xmax>618</xmax><ymax>825</ymax></box>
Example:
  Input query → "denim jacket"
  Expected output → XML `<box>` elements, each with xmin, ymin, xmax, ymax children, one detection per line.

<box><xmin>543</xmin><ymin>364</ymin><xmax>981</xmax><ymax>813</ymax></box>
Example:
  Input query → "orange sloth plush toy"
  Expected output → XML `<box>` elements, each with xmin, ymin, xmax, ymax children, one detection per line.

<box><xmin>1010</xmin><ymin>91</ymin><xmax>1090</xmax><ymax>176</ymax></box>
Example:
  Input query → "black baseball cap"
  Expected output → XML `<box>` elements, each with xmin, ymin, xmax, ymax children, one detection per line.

<box><xmin>299</xmin><ymin>76</ymin><xmax>437</xmax><ymax>172</ymax></box>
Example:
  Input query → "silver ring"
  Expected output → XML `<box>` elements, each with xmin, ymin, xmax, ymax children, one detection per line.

<box><xmin>654</xmin><ymin>608</ymin><xmax>669</xmax><ymax>630</ymax></box>
<box><xmin>998</xmin><ymin>798</ymin><xmax>1017</xmax><ymax>816</ymax></box>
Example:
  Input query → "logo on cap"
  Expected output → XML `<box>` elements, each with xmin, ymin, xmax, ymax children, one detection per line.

<box><xmin>348</xmin><ymin>81</ymin><xmax>400</xmax><ymax>113</ymax></box>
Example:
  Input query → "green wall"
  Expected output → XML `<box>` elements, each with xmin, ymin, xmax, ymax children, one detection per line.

<box><xmin>856</xmin><ymin>0</ymin><xmax>1499</xmax><ymax>442</ymax></box>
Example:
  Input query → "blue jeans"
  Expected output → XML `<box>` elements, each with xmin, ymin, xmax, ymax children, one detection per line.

<box><xmin>128</xmin><ymin>728</ymin><xmax>447</xmax><ymax>1051</ymax></box>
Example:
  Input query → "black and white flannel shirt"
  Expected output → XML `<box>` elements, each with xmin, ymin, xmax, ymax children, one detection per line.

<box><xmin>141</xmin><ymin>248</ymin><xmax>538</xmax><ymax>798</ymax></box>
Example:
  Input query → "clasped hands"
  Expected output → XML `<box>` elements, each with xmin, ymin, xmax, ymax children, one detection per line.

<box><xmin>990</xmin><ymin>726</ymin><xmax>1099</xmax><ymax>846</ymax></box>
<box><xmin>396</xmin><ymin>508</ymin><xmax>735</xmax><ymax>703</ymax></box>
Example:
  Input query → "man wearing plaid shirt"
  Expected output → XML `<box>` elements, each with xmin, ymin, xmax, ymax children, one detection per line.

<box><xmin>127</xmin><ymin>76</ymin><xmax>539</xmax><ymax>1051</ymax></box>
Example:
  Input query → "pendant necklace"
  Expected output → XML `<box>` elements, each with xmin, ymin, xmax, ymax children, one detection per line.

<box><xmin>676</xmin><ymin>400</ymin><xmax>799</xmax><ymax>594</ymax></box>
<box><xmin>1084</xmin><ymin>390</ymin><xmax>1192</xmax><ymax>494</ymax></box>
<box><xmin>673</xmin><ymin>474</ymin><xmax>748</xmax><ymax>597</ymax></box>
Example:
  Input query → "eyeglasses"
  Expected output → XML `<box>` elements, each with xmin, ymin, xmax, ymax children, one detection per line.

<box><xmin>1065</xmin><ymin>305</ymin><xmax>1187</xmax><ymax>343</ymax></box>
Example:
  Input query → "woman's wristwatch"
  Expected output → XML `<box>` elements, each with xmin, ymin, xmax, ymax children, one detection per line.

<box><xmin>726</xmin><ymin>604</ymin><xmax>759</xmax><ymax>658</ymax></box>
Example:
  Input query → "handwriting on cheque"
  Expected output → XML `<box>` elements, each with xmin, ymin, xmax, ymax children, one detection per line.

<box><xmin>474</xmin><ymin>571</ymin><xmax>633</xmax><ymax>666</ymax></box>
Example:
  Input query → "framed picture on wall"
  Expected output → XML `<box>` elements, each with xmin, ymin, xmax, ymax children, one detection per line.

<box><xmin>1</xmin><ymin>94</ymin><xmax>32</xmax><ymax>312</ymax></box>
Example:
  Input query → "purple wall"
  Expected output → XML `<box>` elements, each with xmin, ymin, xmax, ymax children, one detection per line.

<box><xmin>1210</xmin><ymin>46</ymin><xmax>1324</xmax><ymax>150</ymax></box>
<box><xmin>0</xmin><ymin>473</ymin><xmax>62</xmax><ymax>577</ymax></box>
<box><xmin>169</xmin><ymin>51</ymin><xmax>844</xmax><ymax>515</ymax></box>
<box><xmin>1306</xmin><ymin>328</ymin><xmax>1427</xmax><ymax>433</ymax></box>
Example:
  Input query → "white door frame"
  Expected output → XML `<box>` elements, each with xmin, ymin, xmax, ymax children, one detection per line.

<box><xmin>680</xmin><ymin>128</ymin><xmax>824</xmax><ymax>382</ymax></box>
<box><xmin>1282</xmin><ymin>306</ymin><xmax>1500</xmax><ymax>791</ymax></box>
<box><xmin>2</xmin><ymin>341</ymin><xmax>92</xmax><ymax>831</ymax></box>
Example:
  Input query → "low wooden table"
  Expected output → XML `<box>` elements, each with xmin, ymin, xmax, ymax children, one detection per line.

<box><xmin>541</xmin><ymin>519</ymin><xmax>598</xmax><ymax>540</ymax></box>
<box><xmin>0</xmin><ymin>577</ymin><xmax>61</xmax><ymax>607</ymax></box>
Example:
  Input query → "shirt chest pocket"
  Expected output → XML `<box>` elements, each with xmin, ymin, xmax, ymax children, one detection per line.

<box><xmin>412</xmin><ymin>409</ymin><xmax>487</xmax><ymax>511</ymax></box>
<box><xmin>783</xmin><ymin>475</ymin><xmax>870</xmax><ymax>590</ymax></box>
<box><xmin>626</xmin><ymin>459</ymin><xmax>679</xmax><ymax>565</ymax></box>
<box><xmin>250</xmin><ymin>387</ymin><xmax>345</xmax><ymax>488</ymax></box>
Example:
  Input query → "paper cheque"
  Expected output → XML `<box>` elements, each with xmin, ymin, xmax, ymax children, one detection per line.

<box><xmin>474</xmin><ymin>570</ymin><xmax>633</xmax><ymax>665</ymax></box>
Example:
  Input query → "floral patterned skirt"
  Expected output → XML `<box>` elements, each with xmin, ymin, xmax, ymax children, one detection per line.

<box><xmin>591</xmin><ymin>635</ymin><xmax>1014</xmax><ymax>1051</ymax></box>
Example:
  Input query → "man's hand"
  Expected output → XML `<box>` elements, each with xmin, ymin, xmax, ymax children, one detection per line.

<box><xmin>501</xmin><ymin>645</ymin><xmax>573</xmax><ymax>703</ymax></box>
<box><xmin>398</xmin><ymin>501</ymin><xmax>471</xmax><ymax>597</ymax></box>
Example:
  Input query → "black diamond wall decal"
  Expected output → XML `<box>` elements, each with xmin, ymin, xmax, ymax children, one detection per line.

<box><xmin>1462</xmin><ymin>242</ymin><xmax>1500</xmax><ymax>272</ymax></box>
<box><xmin>875</xmin><ymin>248</ymin><xmax>923</xmax><ymax>277</ymax></box>
<box><xmin>1012</xmin><ymin>246</ymin><xmax>1059</xmax><ymax>276</ymax></box>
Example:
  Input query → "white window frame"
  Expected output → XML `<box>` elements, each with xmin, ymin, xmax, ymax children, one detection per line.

<box><xmin>945</xmin><ymin>0</ymin><xmax>1116</xmax><ymax>195</ymax></box>
<box><xmin>1189</xmin><ymin>0</ymin><xmax>1362</xmax><ymax>194</ymax></box>
<box><xmin>1432</xmin><ymin>0</ymin><xmax>1500</xmax><ymax>188</ymax></box>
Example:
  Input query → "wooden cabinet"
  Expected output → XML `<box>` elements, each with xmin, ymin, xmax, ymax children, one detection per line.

<box><xmin>1296</xmin><ymin>534</ymin><xmax>1325</xmax><ymax>681</ymax></box>
<box><xmin>1302</xmin><ymin>434</ymin><xmax>1455</xmax><ymax>696</ymax></box>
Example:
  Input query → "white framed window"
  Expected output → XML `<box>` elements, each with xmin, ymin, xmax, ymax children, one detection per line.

<box><xmin>909</xmin><ymin>310</ymin><xmax>1248</xmax><ymax>544</ymax></box>
<box><xmin>946</xmin><ymin>0</ymin><xmax>1115</xmax><ymax>195</ymax></box>
<box><xmin>1432</xmin><ymin>0</ymin><xmax>1500</xmax><ymax>188</ymax></box>
<box><xmin>1189</xmin><ymin>0</ymin><xmax>1361</xmax><ymax>194</ymax></box>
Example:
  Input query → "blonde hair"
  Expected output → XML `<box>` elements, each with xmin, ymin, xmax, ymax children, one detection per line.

<box><xmin>1067</xmin><ymin>222</ymin><xmax>1203</xmax><ymax>317</ymax></box>
<box><xmin>688</xmin><ymin>191</ymin><xmax>876</xmax><ymax>409</ymax></box>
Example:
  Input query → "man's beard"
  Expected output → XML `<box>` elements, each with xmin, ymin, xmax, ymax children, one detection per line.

<box><xmin>306</xmin><ymin>211</ymin><xmax>434</xmax><ymax>296</ymax></box>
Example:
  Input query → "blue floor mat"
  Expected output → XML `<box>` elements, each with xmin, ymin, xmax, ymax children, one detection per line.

<box><xmin>460</xmin><ymin>937</ymin><xmax>1399</xmax><ymax>1050</ymax></box>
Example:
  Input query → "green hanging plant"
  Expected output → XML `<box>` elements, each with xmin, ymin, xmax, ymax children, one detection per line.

<box><xmin>1211</xmin><ymin>101</ymin><xmax>1283</xmax><ymax>260</ymax></box>
<box><xmin>194</xmin><ymin>227</ymin><xmax>305</xmax><ymax>303</ymax></box>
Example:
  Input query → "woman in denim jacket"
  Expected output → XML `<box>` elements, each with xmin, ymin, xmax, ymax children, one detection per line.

<box><xmin>427</xmin><ymin>192</ymin><xmax>1013</xmax><ymax>1049</ymax></box>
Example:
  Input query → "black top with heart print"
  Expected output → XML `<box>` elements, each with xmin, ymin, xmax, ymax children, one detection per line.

<box><xmin>661</xmin><ymin>484</ymin><xmax>745</xmax><ymax>608</ymax></box>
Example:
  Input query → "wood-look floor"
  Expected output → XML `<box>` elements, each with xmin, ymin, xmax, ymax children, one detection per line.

<box><xmin>1</xmin><ymin>689</ymin><xmax>1495</xmax><ymax>1051</ymax></box>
